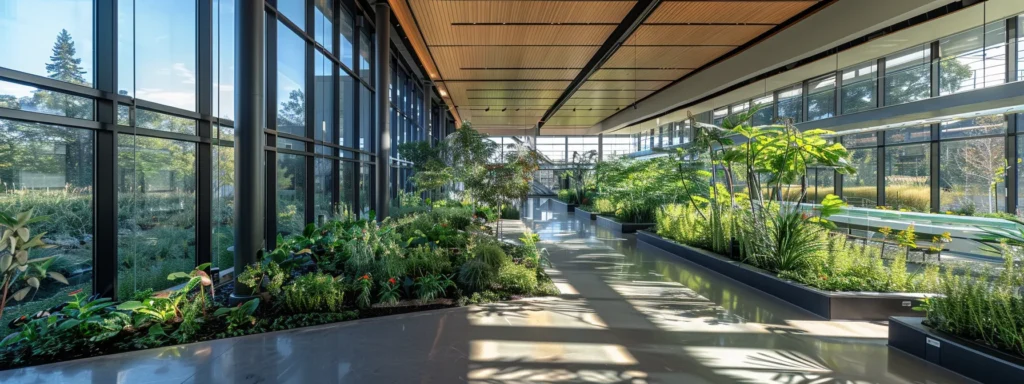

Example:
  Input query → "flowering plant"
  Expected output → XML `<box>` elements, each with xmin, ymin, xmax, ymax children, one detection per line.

<box><xmin>377</xmin><ymin>277</ymin><xmax>401</xmax><ymax>306</ymax></box>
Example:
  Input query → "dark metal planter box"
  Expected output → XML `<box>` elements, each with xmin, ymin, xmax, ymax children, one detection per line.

<box><xmin>889</xmin><ymin>316</ymin><xmax>1024</xmax><ymax>383</ymax></box>
<box><xmin>596</xmin><ymin>215</ymin><xmax>654</xmax><ymax>234</ymax></box>
<box><xmin>574</xmin><ymin>207</ymin><xmax>597</xmax><ymax>220</ymax></box>
<box><xmin>550</xmin><ymin>199</ymin><xmax>576</xmax><ymax>212</ymax></box>
<box><xmin>636</xmin><ymin>230</ymin><xmax>926</xmax><ymax>321</ymax></box>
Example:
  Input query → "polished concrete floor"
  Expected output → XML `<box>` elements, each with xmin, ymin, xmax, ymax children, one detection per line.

<box><xmin>0</xmin><ymin>198</ymin><xmax>972</xmax><ymax>383</ymax></box>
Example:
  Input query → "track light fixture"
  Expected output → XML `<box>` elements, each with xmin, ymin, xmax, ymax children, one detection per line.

<box><xmin>485</xmin><ymin>106</ymin><xmax>490</xmax><ymax>112</ymax></box>
<box><xmin>572</xmin><ymin>107</ymin><xmax>576</xmax><ymax>112</ymax></box>
<box><xmin>502</xmin><ymin>107</ymin><xmax>507</xmax><ymax>112</ymax></box>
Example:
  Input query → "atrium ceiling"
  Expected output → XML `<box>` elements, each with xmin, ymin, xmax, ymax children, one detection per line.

<box><xmin>389</xmin><ymin>0</ymin><xmax>827</xmax><ymax>133</ymax></box>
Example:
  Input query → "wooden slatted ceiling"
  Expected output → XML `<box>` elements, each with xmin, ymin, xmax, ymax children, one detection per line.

<box><xmin>393</xmin><ymin>0</ymin><xmax>823</xmax><ymax>130</ymax></box>
<box><xmin>404</xmin><ymin>0</ymin><xmax>636</xmax><ymax>130</ymax></box>
<box><xmin>545</xmin><ymin>0</ymin><xmax>822</xmax><ymax>127</ymax></box>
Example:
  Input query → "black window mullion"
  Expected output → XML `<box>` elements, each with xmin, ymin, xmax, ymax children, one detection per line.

<box><xmin>1005</xmin><ymin>114</ymin><xmax>1017</xmax><ymax>214</ymax></box>
<box><xmin>305</xmin><ymin>0</ymin><xmax>316</xmax><ymax>229</ymax></box>
<box><xmin>875</xmin><ymin>57</ymin><xmax>885</xmax><ymax>109</ymax></box>
<box><xmin>930</xmin><ymin>123</ymin><xmax>941</xmax><ymax>213</ymax></box>
<box><xmin>196</xmin><ymin>0</ymin><xmax>214</xmax><ymax>269</ymax></box>
<box><xmin>265</xmin><ymin>12</ymin><xmax>279</xmax><ymax>248</ymax></box>
<box><xmin>94</xmin><ymin>0</ymin><xmax>119</xmax><ymax>299</ymax></box>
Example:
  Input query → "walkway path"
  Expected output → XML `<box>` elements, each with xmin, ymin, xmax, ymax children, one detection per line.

<box><xmin>0</xmin><ymin>199</ymin><xmax>972</xmax><ymax>383</ymax></box>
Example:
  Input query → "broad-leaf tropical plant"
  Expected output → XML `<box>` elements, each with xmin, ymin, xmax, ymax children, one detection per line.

<box><xmin>0</xmin><ymin>210</ymin><xmax>66</xmax><ymax>321</ymax></box>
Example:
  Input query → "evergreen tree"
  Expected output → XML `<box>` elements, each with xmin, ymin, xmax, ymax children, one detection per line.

<box><xmin>45</xmin><ymin>29</ymin><xmax>87</xmax><ymax>85</ymax></box>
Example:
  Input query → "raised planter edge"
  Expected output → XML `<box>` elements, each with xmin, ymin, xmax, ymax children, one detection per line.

<box><xmin>888</xmin><ymin>316</ymin><xmax>1024</xmax><ymax>383</ymax></box>
<box><xmin>595</xmin><ymin>215</ymin><xmax>654</xmax><ymax>234</ymax></box>
<box><xmin>635</xmin><ymin>230</ymin><xmax>926</xmax><ymax>321</ymax></box>
<box><xmin>550</xmin><ymin>199</ymin><xmax>576</xmax><ymax>212</ymax></box>
<box><xmin>574</xmin><ymin>206</ymin><xmax>598</xmax><ymax>220</ymax></box>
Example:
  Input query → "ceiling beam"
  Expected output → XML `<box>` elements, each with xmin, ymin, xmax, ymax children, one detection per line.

<box><xmin>536</xmin><ymin>0</ymin><xmax>663</xmax><ymax>131</ymax></box>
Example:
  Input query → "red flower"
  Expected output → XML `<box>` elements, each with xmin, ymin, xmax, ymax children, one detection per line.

<box><xmin>801</xmin><ymin>213</ymin><xmax>809</xmax><ymax>220</ymax></box>
<box><xmin>388</xmin><ymin>277</ymin><xmax>397</xmax><ymax>285</ymax></box>
<box><xmin>441</xmin><ymin>223</ymin><xmax>448</xmax><ymax>228</ymax></box>
<box><xmin>361</xmin><ymin>274</ymin><xmax>370</xmax><ymax>281</ymax></box>
<box><xmin>68</xmin><ymin>289</ymin><xmax>83</xmax><ymax>297</ymax></box>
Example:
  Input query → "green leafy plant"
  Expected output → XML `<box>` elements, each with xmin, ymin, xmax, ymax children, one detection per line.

<box><xmin>0</xmin><ymin>210</ymin><xmax>67</xmax><ymax>320</ymax></box>
<box><xmin>236</xmin><ymin>260</ymin><xmax>286</xmax><ymax>296</ymax></box>
<box><xmin>414</xmin><ymin>274</ymin><xmax>453</xmax><ymax>302</ymax></box>
<box><xmin>496</xmin><ymin>263</ymin><xmax>537</xmax><ymax>294</ymax></box>
<box><xmin>474</xmin><ymin>244</ymin><xmax>509</xmax><ymax>271</ymax></box>
<box><xmin>458</xmin><ymin>259</ymin><xmax>494</xmax><ymax>292</ymax></box>
<box><xmin>214</xmin><ymin>298</ymin><xmax>260</xmax><ymax>335</ymax></box>
<box><xmin>280</xmin><ymin>273</ymin><xmax>345</xmax><ymax>314</ymax></box>
<box><xmin>377</xmin><ymin>277</ymin><xmax>401</xmax><ymax>306</ymax></box>
<box><xmin>356</xmin><ymin>273</ymin><xmax>373</xmax><ymax>309</ymax></box>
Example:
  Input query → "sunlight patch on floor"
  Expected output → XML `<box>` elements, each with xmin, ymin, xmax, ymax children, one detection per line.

<box><xmin>468</xmin><ymin>300</ymin><xmax>608</xmax><ymax>329</ymax></box>
<box><xmin>471</xmin><ymin>340</ymin><xmax>638</xmax><ymax>365</ymax></box>
<box><xmin>467</xmin><ymin>366</ymin><xmax>649</xmax><ymax>383</ymax></box>
<box><xmin>685</xmin><ymin>346</ymin><xmax>831</xmax><ymax>372</ymax></box>
<box><xmin>784</xmin><ymin>319</ymin><xmax>889</xmax><ymax>339</ymax></box>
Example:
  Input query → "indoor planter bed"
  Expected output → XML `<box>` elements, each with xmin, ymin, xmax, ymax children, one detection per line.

<box><xmin>596</xmin><ymin>215</ymin><xmax>654</xmax><ymax>234</ymax></box>
<box><xmin>888</xmin><ymin>316</ymin><xmax>1024</xmax><ymax>383</ymax></box>
<box><xmin>636</xmin><ymin>230</ymin><xmax>926</xmax><ymax>321</ymax></box>
<box><xmin>574</xmin><ymin>206</ymin><xmax>597</xmax><ymax>220</ymax></box>
<box><xmin>550</xmin><ymin>199</ymin><xmax>576</xmax><ymax>212</ymax></box>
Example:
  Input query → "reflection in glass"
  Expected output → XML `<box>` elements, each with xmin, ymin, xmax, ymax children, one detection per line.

<box><xmin>339</xmin><ymin>7</ymin><xmax>355</xmax><ymax>69</ymax></box>
<box><xmin>315</xmin><ymin>52</ymin><xmax>334</xmax><ymax>143</ymax></box>
<box><xmin>341</xmin><ymin>161</ymin><xmax>356</xmax><ymax>216</ymax></box>
<box><xmin>277</xmin><ymin>0</ymin><xmax>305</xmax><ymax>29</ymax></box>
<box><xmin>884</xmin><ymin>45</ymin><xmax>931</xmax><ymax>106</ymax></box>
<box><xmin>136</xmin><ymin>109</ymin><xmax>197</xmax><ymax>135</ymax></box>
<box><xmin>119</xmin><ymin>0</ymin><xmax>197</xmax><ymax>111</ymax></box>
<box><xmin>212</xmin><ymin>143</ymin><xmax>234</xmax><ymax>270</ymax></box>
<box><xmin>0</xmin><ymin>119</ymin><xmax>94</xmax><ymax>335</ymax></box>
<box><xmin>315</xmin><ymin>156</ymin><xmax>333</xmax><ymax>219</ymax></box>
<box><xmin>213</xmin><ymin>0</ymin><xmax>236</xmax><ymax>120</ymax></box>
<box><xmin>359</xmin><ymin>31</ymin><xmax>373</xmax><ymax>80</ymax></box>
<box><xmin>360</xmin><ymin>163</ymin><xmax>372</xmax><ymax>217</ymax></box>
<box><xmin>0</xmin><ymin>80</ymin><xmax>94</xmax><ymax>120</ymax></box>
<box><xmin>314</xmin><ymin>0</ymin><xmax>334</xmax><ymax>50</ymax></box>
<box><xmin>340</xmin><ymin>71</ymin><xmax>355</xmax><ymax>147</ymax></box>
<box><xmin>843</xmin><ymin>148</ymin><xmax>877</xmax><ymax>208</ymax></box>
<box><xmin>940</xmin><ymin>137</ymin><xmax>1005</xmax><ymax>214</ymax></box>
<box><xmin>277</xmin><ymin>21</ymin><xmax>307</xmax><ymax>137</ymax></box>
<box><xmin>0</xmin><ymin>0</ymin><xmax>94</xmax><ymax>86</ymax></box>
<box><xmin>939</xmin><ymin>114</ymin><xmax>1006</xmax><ymax>140</ymax></box>
<box><xmin>277</xmin><ymin>153</ymin><xmax>306</xmax><ymax>236</ymax></box>
<box><xmin>885</xmin><ymin>124</ymin><xmax>930</xmax><ymax>145</ymax></box>
<box><xmin>885</xmin><ymin>144</ymin><xmax>930</xmax><ymax>212</ymax></box>
<box><xmin>841</xmin><ymin>61</ymin><xmax>877</xmax><ymax>114</ymax></box>
<box><xmin>939</xmin><ymin>22</ymin><xmax>1006</xmax><ymax>95</ymax></box>
<box><xmin>775</xmin><ymin>86</ymin><xmax>802</xmax><ymax>123</ymax></box>
<box><xmin>118</xmin><ymin>135</ymin><xmax>196</xmax><ymax>298</ymax></box>
<box><xmin>359</xmin><ymin>85</ymin><xmax>372</xmax><ymax>151</ymax></box>
<box><xmin>806</xmin><ymin>76</ymin><xmax>835</xmax><ymax>121</ymax></box>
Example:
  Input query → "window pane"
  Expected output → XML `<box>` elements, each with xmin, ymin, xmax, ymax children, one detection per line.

<box><xmin>314</xmin><ymin>0</ymin><xmax>333</xmax><ymax>49</ymax></box>
<box><xmin>277</xmin><ymin>21</ymin><xmax>307</xmax><ymax>137</ymax></box>
<box><xmin>360</xmin><ymin>163</ymin><xmax>372</xmax><ymax>217</ymax></box>
<box><xmin>277</xmin><ymin>153</ymin><xmax>306</xmax><ymax>236</ymax></box>
<box><xmin>118</xmin><ymin>135</ymin><xmax>196</xmax><ymax>298</ymax></box>
<box><xmin>340</xmin><ymin>71</ymin><xmax>355</xmax><ymax>147</ymax></box>
<box><xmin>214</xmin><ymin>0</ymin><xmax>236</xmax><ymax>120</ymax></box>
<box><xmin>841</xmin><ymin>132</ymin><xmax>877</xmax><ymax>148</ymax></box>
<box><xmin>119</xmin><ymin>0</ymin><xmax>197</xmax><ymax>111</ymax></box>
<box><xmin>885</xmin><ymin>144</ymin><xmax>930</xmax><ymax>212</ymax></box>
<box><xmin>843</xmin><ymin>148</ymin><xmax>877</xmax><ymax>208</ymax></box>
<box><xmin>712</xmin><ymin>107</ymin><xmax>728</xmax><ymax>125</ymax></box>
<box><xmin>940</xmin><ymin>137</ymin><xmax>1005</xmax><ymax>214</ymax></box>
<box><xmin>0</xmin><ymin>119</ymin><xmax>94</xmax><ymax>338</ymax></box>
<box><xmin>806</xmin><ymin>75</ymin><xmax>835</xmax><ymax>121</ymax></box>
<box><xmin>340</xmin><ymin>161</ymin><xmax>355</xmax><ymax>215</ymax></box>
<box><xmin>359</xmin><ymin>85</ymin><xmax>372</xmax><ymax>151</ymax></box>
<box><xmin>359</xmin><ymin>32</ymin><xmax>373</xmax><ymax>80</ymax></box>
<box><xmin>809</xmin><ymin>168</ymin><xmax>834</xmax><ymax>204</ymax></box>
<box><xmin>751</xmin><ymin>95</ymin><xmax>773</xmax><ymax>125</ymax></box>
<box><xmin>884</xmin><ymin>45</ymin><xmax>931</xmax><ymax>106</ymax></box>
<box><xmin>885</xmin><ymin>124</ymin><xmax>931</xmax><ymax>144</ymax></box>
<box><xmin>841</xmin><ymin>61</ymin><xmax>876</xmax><ymax>114</ymax></box>
<box><xmin>939</xmin><ymin>114</ymin><xmax>1006</xmax><ymax>139</ymax></box>
<box><xmin>212</xmin><ymin>143</ymin><xmax>234</xmax><ymax>270</ymax></box>
<box><xmin>136</xmin><ymin>109</ymin><xmax>197</xmax><ymax>135</ymax></box>
<box><xmin>939</xmin><ymin>22</ymin><xmax>1007</xmax><ymax>95</ymax></box>
<box><xmin>278</xmin><ymin>0</ymin><xmax>305</xmax><ymax>29</ymax></box>
<box><xmin>340</xmin><ymin>7</ymin><xmax>355</xmax><ymax>70</ymax></box>
<box><xmin>315</xmin><ymin>52</ymin><xmax>334</xmax><ymax>142</ymax></box>
<box><xmin>0</xmin><ymin>80</ymin><xmax>94</xmax><ymax>120</ymax></box>
<box><xmin>315</xmin><ymin>156</ymin><xmax>333</xmax><ymax>220</ymax></box>
<box><xmin>0</xmin><ymin>0</ymin><xmax>94</xmax><ymax>86</ymax></box>
<box><xmin>775</xmin><ymin>86</ymin><xmax>802</xmax><ymax>123</ymax></box>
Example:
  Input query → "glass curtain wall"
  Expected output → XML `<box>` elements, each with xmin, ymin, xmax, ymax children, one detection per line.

<box><xmin>0</xmin><ymin>0</ymin><xmax>442</xmax><ymax>308</ymax></box>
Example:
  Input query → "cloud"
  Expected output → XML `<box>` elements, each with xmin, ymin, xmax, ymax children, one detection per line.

<box><xmin>173</xmin><ymin>63</ymin><xmax>196</xmax><ymax>85</ymax></box>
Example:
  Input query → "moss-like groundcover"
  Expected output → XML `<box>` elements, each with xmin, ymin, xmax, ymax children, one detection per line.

<box><xmin>0</xmin><ymin>204</ymin><xmax>557</xmax><ymax>370</ymax></box>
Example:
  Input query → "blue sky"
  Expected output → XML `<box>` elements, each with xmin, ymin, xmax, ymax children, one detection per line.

<box><xmin>0</xmin><ymin>0</ymin><xmax>237</xmax><ymax>118</ymax></box>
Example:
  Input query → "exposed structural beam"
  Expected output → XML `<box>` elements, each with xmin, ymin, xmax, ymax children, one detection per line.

<box><xmin>537</xmin><ymin>0</ymin><xmax>663</xmax><ymax>130</ymax></box>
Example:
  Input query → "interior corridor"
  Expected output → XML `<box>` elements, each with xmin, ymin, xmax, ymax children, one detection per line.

<box><xmin>0</xmin><ymin>199</ymin><xmax>970</xmax><ymax>383</ymax></box>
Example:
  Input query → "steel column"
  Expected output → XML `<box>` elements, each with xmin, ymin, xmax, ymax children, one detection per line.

<box><xmin>375</xmin><ymin>1</ymin><xmax>392</xmax><ymax>220</ymax></box>
<box><xmin>232</xmin><ymin>0</ymin><xmax>266</xmax><ymax>300</ymax></box>
<box><xmin>93</xmin><ymin>0</ymin><xmax>119</xmax><ymax>299</ymax></box>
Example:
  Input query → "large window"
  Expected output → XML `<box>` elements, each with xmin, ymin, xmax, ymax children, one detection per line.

<box><xmin>278</xmin><ymin>0</ymin><xmax>305</xmax><ymax>28</ymax></box>
<box><xmin>277</xmin><ymin>153</ymin><xmax>306</xmax><ymax>236</ymax></box>
<box><xmin>844</xmin><ymin>148</ymin><xmax>877</xmax><ymax>208</ymax></box>
<box><xmin>314</xmin><ymin>0</ymin><xmax>333</xmax><ymax>50</ymax></box>
<box><xmin>212</xmin><ymin>142</ymin><xmax>234</xmax><ymax>271</ymax></box>
<box><xmin>939</xmin><ymin>22</ymin><xmax>1006</xmax><ymax>95</ymax></box>
<box><xmin>750</xmin><ymin>95</ymin><xmax>774</xmax><ymax>125</ymax></box>
<box><xmin>601</xmin><ymin>135</ymin><xmax>634</xmax><ymax>160</ymax></box>
<box><xmin>806</xmin><ymin>75</ymin><xmax>836</xmax><ymax>121</ymax></box>
<box><xmin>885</xmin><ymin>144</ymin><xmax>930</xmax><ymax>212</ymax></box>
<box><xmin>315</xmin><ymin>156</ymin><xmax>332</xmax><ymax>220</ymax></box>
<box><xmin>118</xmin><ymin>0</ymin><xmax>197</xmax><ymax>112</ymax></box>
<box><xmin>0</xmin><ymin>0</ymin><xmax>94</xmax><ymax>86</ymax></box>
<box><xmin>775</xmin><ymin>86</ymin><xmax>802</xmax><ymax>123</ymax></box>
<box><xmin>537</xmin><ymin>136</ymin><xmax>567</xmax><ymax>163</ymax></box>
<box><xmin>315</xmin><ymin>52</ymin><xmax>334</xmax><ymax>143</ymax></box>
<box><xmin>0</xmin><ymin>119</ymin><xmax>94</xmax><ymax>329</ymax></box>
<box><xmin>213</xmin><ymin>0</ymin><xmax>236</xmax><ymax>120</ymax></box>
<box><xmin>884</xmin><ymin>45</ymin><xmax>931</xmax><ymax>106</ymax></box>
<box><xmin>277</xmin><ymin>22</ymin><xmax>307</xmax><ymax>137</ymax></box>
<box><xmin>118</xmin><ymin>135</ymin><xmax>196</xmax><ymax>298</ymax></box>
<box><xmin>939</xmin><ymin>115</ymin><xmax>1008</xmax><ymax>214</ymax></box>
<box><xmin>841</xmin><ymin>61</ymin><xmax>877</xmax><ymax>114</ymax></box>
<box><xmin>359</xmin><ymin>85</ymin><xmax>372</xmax><ymax>151</ymax></box>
